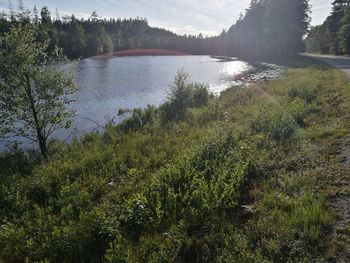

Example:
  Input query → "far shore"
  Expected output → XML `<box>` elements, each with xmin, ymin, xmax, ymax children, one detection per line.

<box><xmin>92</xmin><ymin>49</ymin><xmax>190</xmax><ymax>59</ymax></box>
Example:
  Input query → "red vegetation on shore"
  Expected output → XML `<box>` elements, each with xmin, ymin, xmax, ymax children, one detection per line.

<box><xmin>97</xmin><ymin>49</ymin><xmax>190</xmax><ymax>58</ymax></box>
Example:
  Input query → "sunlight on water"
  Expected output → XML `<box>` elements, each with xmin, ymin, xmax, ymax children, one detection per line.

<box><xmin>0</xmin><ymin>56</ymin><xmax>284</xmax><ymax>151</ymax></box>
<box><xmin>71</xmin><ymin>56</ymin><xmax>252</xmax><ymax>133</ymax></box>
<box><xmin>222</xmin><ymin>61</ymin><xmax>251</xmax><ymax>76</ymax></box>
<box><xmin>210</xmin><ymin>61</ymin><xmax>252</xmax><ymax>94</ymax></box>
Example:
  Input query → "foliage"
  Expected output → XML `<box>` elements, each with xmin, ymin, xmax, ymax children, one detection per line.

<box><xmin>305</xmin><ymin>0</ymin><xmax>350</xmax><ymax>55</ymax></box>
<box><xmin>0</xmin><ymin>56</ymin><xmax>348</xmax><ymax>262</ymax></box>
<box><xmin>160</xmin><ymin>70</ymin><xmax>211</xmax><ymax>123</ymax></box>
<box><xmin>0</xmin><ymin>1</ymin><xmax>310</xmax><ymax>60</ymax></box>
<box><xmin>226</xmin><ymin>0</ymin><xmax>310</xmax><ymax>59</ymax></box>
<box><xmin>0</xmin><ymin>24</ymin><xmax>79</xmax><ymax>157</ymax></box>
<box><xmin>0</xmin><ymin>5</ymin><xmax>227</xmax><ymax>59</ymax></box>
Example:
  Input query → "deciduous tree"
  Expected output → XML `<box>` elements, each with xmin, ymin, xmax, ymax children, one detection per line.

<box><xmin>0</xmin><ymin>24</ymin><xmax>80</xmax><ymax>158</ymax></box>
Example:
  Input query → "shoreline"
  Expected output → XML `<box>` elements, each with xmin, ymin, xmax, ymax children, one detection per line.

<box><xmin>91</xmin><ymin>49</ymin><xmax>190</xmax><ymax>59</ymax></box>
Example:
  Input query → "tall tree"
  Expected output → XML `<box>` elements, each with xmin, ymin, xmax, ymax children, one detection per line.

<box><xmin>228</xmin><ymin>0</ymin><xmax>266</xmax><ymax>59</ymax></box>
<box><xmin>16</xmin><ymin>0</ymin><xmax>31</xmax><ymax>23</ymax></box>
<box><xmin>62</xmin><ymin>16</ymin><xmax>86</xmax><ymax>58</ymax></box>
<box><xmin>263</xmin><ymin>0</ymin><xmax>310</xmax><ymax>57</ymax></box>
<box><xmin>227</xmin><ymin>0</ymin><xmax>310</xmax><ymax>59</ymax></box>
<box><xmin>0</xmin><ymin>24</ymin><xmax>80</xmax><ymax>157</ymax></box>
<box><xmin>8</xmin><ymin>0</ymin><xmax>15</xmax><ymax>22</ymax></box>
<box><xmin>306</xmin><ymin>0</ymin><xmax>350</xmax><ymax>55</ymax></box>
<box><xmin>325</xmin><ymin>0</ymin><xmax>348</xmax><ymax>53</ymax></box>
<box><xmin>40</xmin><ymin>6</ymin><xmax>51</xmax><ymax>25</ymax></box>
<box><xmin>33</xmin><ymin>5</ymin><xmax>39</xmax><ymax>25</ymax></box>
<box><xmin>338</xmin><ymin>3</ymin><xmax>350</xmax><ymax>53</ymax></box>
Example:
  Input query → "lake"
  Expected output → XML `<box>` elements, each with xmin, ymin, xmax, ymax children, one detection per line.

<box><xmin>1</xmin><ymin>55</ymin><xmax>285</xmax><ymax>151</ymax></box>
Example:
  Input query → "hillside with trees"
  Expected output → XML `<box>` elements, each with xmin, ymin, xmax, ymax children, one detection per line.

<box><xmin>306</xmin><ymin>0</ymin><xmax>350</xmax><ymax>55</ymax></box>
<box><xmin>0</xmin><ymin>3</ymin><xmax>224</xmax><ymax>59</ymax></box>
<box><xmin>0</xmin><ymin>0</ymin><xmax>310</xmax><ymax>60</ymax></box>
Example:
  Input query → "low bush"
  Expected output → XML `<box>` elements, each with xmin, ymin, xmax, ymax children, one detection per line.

<box><xmin>0</xmin><ymin>57</ymin><xmax>348</xmax><ymax>262</ymax></box>
<box><xmin>160</xmin><ymin>70</ymin><xmax>212</xmax><ymax>124</ymax></box>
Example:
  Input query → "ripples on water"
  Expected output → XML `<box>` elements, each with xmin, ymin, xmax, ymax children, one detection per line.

<box><xmin>1</xmin><ymin>55</ymin><xmax>285</xmax><ymax>151</ymax></box>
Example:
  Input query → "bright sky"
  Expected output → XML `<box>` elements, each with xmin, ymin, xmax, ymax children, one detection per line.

<box><xmin>0</xmin><ymin>0</ymin><xmax>334</xmax><ymax>36</ymax></box>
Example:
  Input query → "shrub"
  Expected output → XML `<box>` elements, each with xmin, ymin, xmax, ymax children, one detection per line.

<box><xmin>160</xmin><ymin>70</ymin><xmax>211</xmax><ymax>124</ymax></box>
<box><xmin>191</xmin><ymin>83</ymin><xmax>210</xmax><ymax>108</ymax></box>
<box><xmin>117</xmin><ymin>105</ymin><xmax>157</xmax><ymax>133</ymax></box>
<box><xmin>104</xmin><ymin>235</ymin><xmax>132</xmax><ymax>263</ymax></box>
<box><xmin>288</xmin><ymin>83</ymin><xmax>318</xmax><ymax>103</ymax></box>
<box><xmin>250</xmin><ymin>103</ymin><xmax>299</xmax><ymax>143</ymax></box>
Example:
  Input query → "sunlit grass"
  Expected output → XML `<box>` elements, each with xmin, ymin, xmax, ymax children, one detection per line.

<box><xmin>0</xmin><ymin>56</ymin><xmax>349</xmax><ymax>262</ymax></box>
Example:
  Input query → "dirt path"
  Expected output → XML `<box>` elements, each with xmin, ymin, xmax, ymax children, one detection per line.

<box><xmin>328</xmin><ymin>135</ymin><xmax>350</xmax><ymax>262</ymax></box>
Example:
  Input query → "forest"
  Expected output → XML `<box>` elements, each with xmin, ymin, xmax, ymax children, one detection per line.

<box><xmin>226</xmin><ymin>0</ymin><xmax>309</xmax><ymax>59</ymax></box>
<box><xmin>306</xmin><ymin>0</ymin><xmax>350</xmax><ymax>55</ymax></box>
<box><xmin>0</xmin><ymin>0</ymin><xmax>309</xmax><ymax>60</ymax></box>
<box><xmin>0</xmin><ymin>3</ymin><xmax>225</xmax><ymax>59</ymax></box>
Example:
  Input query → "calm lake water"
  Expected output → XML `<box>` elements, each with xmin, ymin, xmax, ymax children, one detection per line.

<box><xmin>73</xmin><ymin>55</ymin><xmax>250</xmax><ymax>132</ymax></box>
<box><xmin>1</xmin><ymin>55</ymin><xmax>285</xmax><ymax>151</ymax></box>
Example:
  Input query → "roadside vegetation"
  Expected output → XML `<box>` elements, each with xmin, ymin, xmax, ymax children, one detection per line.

<box><xmin>0</xmin><ymin>56</ymin><xmax>349</xmax><ymax>262</ymax></box>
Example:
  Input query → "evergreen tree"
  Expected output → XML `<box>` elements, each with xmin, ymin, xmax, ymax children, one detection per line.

<box><xmin>338</xmin><ymin>4</ymin><xmax>350</xmax><ymax>53</ymax></box>
<box><xmin>40</xmin><ymin>6</ymin><xmax>51</xmax><ymax>25</ymax></box>
<box><xmin>16</xmin><ymin>0</ymin><xmax>31</xmax><ymax>23</ymax></box>
<box><xmin>306</xmin><ymin>0</ymin><xmax>350</xmax><ymax>55</ymax></box>
<box><xmin>62</xmin><ymin>16</ymin><xmax>86</xmax><ymax>58</ymax></box>
<box><xmin>33</xmin><ymin>5</ymin><xmax>39</xmax><ymax>25</ymax></box>
<box><xmin>263</xmin><ymin>0</ymin><xmax>310</xmax><ymax>57</ymax></box>
<box><xmin>227</xmin><ymin>0</ymin><xmax>310</xmax><ymax>59</ymax></box>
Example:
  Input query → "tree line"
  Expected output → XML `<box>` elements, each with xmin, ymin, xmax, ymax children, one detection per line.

<box><xmin>0</xmin><ymin>2</ymin><xmax>225</xmax><ymax>59</ymax></box>
<box><xmin>223</xmin><ymin>0</ymin><xmax>310</xmax><ymax>60</ymax></box>
<box><xmin>306</xmin><ymin>0</ymin><xmax>350</xmax><ymax>55</ymax></box>
<box><xmin>0</xmin><ymin>0</ymin><xmax>310</xmax><ymax>60</ymax></box>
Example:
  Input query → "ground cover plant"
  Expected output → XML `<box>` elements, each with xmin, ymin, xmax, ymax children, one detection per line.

<box><xmin>0</xmin><ymin>56</ymin><xmax>349</xmax><ymax>262</ymax></box>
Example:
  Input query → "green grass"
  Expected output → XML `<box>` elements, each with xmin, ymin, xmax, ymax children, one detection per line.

<box><xmin>0</xmin><ymin>55</ymin><xmax>349</xmax><ymax>262</ymax></box>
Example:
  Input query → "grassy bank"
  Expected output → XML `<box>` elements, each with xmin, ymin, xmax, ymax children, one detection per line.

<box><xmin>0</xmin><ymin>56</ymin><xmax>349</xmax><ymax>262</ymax></box>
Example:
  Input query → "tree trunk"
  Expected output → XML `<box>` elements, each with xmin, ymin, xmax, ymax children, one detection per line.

<box><xmin>25</xmin><ymin>74</ymin><xmax>48</xmax><ymax>159</ymax></box>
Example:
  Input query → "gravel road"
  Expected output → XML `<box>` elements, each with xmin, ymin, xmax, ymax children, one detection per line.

<box><xmin>302</xmin><ymin>53</ymin><xmax>350</xmax><ymax>82</ymax></box>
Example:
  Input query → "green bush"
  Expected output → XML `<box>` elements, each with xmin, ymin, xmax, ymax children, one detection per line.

<box><xmin>160</xmin><ymin>71</ymin><xmax>211</xmax><ymax>124</ymax></box>
<box><xmin>250</xmin><ymin>103</ymin><xmax>299</xmax><ymax>143</ymax></box>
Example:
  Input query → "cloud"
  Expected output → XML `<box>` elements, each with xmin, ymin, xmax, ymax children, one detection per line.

<box><xmin>58</xmin><ymin>9</ymin><xmax>92</xmax><ymax>19</ymax></box>
<box><xmin>99</xmin><ymin>0</ymin><xmax>250</xmax><ymax>35</ymax></box>
<box><xmin>150</xmin><ymin>20</ymin><xmax>218</xmax><ymax>36</ymax></box>
<box><xmin>0</xmin><ymin>0</ymin><xmax>335</xmax><ymax>34</ymax></box>
<box><xmin>310</xmin><ymin>0</ymin><xmax>332</xmax><ymax>25</ymax></box>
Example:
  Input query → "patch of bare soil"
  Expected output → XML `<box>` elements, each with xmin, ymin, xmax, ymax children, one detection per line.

<box><xmin>328</xmin><ymin>122</ymin><xmax>350</xmax><ymax>262</ymax></box>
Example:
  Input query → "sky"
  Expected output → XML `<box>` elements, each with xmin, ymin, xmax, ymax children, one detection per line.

<box><xmin>0</xmin><ymin>0</ymin><xmax>334</xmax><ymax>36</ymax></box>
